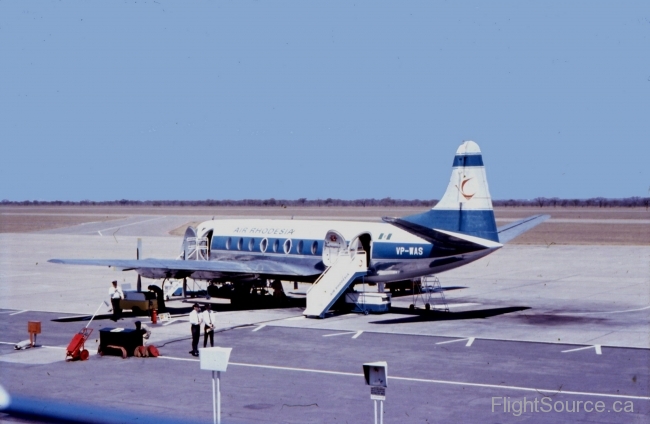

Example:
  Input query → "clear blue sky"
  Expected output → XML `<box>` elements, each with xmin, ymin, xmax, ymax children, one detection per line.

<box><xmin>1</xmin><ymin>1</ymin><xmax>648</xmax><ymax>201</ymax></box>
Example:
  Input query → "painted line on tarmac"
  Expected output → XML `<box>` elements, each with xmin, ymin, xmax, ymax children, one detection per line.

<box><xmin>351</xmin><ymin>331</ymin><xmax>363</xmax><ymax>339</ymax></box>
<box><xmin>156</xmin><ymin>356</ymin><xmax>650</xmax><ymax>401</ymax></box>
<box><xmin>0</xmin><ymin>342</ymin><xmax>65</xmax><ymax>350</ymax></box>
<box><xmin>322</xmin><ymin>331</ymin><xmax>357</xmax><ymax>338</ymax></box>
<box><xmin>284</xmin><ymin>316</ymin><xmax>306</xmax><ymax>321</ymax></box>
<box><xmin>90</xmin><ymin>216</ymin><xmax>166</xmax><ymax>234</ymax></box>
<box><xmin>9</xmin><ymin>310</ymin><xmax>28</xmax><ymax>316</ymax></box>
<box><xmin>436</xmin><ymin>337</ymin><xmax>475</xmax><ymax>347</ymax></box>
<box><xmin>252</xmin><ymin>324</ymin><xmax>266</xmax><ymax>332</ymax></box>
<box><xmin>562</xmin><ymin>345</ymin><xmax>602</xmax><ymax>355</ymax></box>
<box><xmin>564</xmin><ymin>305</ymin><xmax>650</xmax><ymax>315</ymax></box>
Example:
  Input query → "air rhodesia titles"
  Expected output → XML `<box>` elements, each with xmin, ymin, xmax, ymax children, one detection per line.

<box><xmin>232</xmin><ymin>227</ymin><xmax>295</xmax><ymax>236</ymax></box>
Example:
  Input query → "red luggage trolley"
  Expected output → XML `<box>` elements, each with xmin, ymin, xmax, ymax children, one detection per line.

<box><xmin>66</xmin><ymin>328</ymin><xmax>93</xmax><ymax>361</ymax></box>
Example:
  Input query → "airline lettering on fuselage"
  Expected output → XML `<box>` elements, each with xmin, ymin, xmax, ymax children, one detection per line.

<box><xmin>396</xmin><ymin>246</ymin><xmax>424</xmax><ymax>256</ymax></box>
<box><xmin>232</xmin><ymin>227</ymin><xmax>295</xmax><ymax>236</ymax></box>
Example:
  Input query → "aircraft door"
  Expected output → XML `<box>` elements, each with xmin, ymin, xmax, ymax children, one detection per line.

<box><xmin>352</xmin><ymin>233</ymin><xmax>372</xmax><ymax>267</ymax></box>
<box><xmin>322</xmin><ymin>230</ymin><xmax>347</xmax><ymax>267</ymax></box>
<box><xmin>182</xmin><ymin>226</ymin><xmax>197</xmax><ymax>260</ymax></box>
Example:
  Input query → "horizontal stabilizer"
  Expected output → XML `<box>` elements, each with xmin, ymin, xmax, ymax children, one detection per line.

<box><xmin>383</xmin><ymin>217</ymin><xmax>500</xmax><ymax>255</ymax></box>
<box><xmin>497</xmin><ymin>215</ymin><xmax>550</xmax><ymax>243</ymax></box>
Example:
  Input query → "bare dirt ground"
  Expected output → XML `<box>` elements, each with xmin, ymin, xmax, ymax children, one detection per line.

<box><xmin>0</xmin><ymin>212</ymin><xmax>124</xmax><ymax>233</ymax></box>
<box><xmin>1</xmin><ymin>205</ymin><xmax>648</xmax><ymax>245</ymax></box>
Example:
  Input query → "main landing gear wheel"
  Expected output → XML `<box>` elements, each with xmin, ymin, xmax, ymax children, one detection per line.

<box><xmin>425</xmin><ymin>303</ymin><xmax>431</xmax><ymax>311</ymax></box>
<box><xmin>409</xmin><ymin>304</ymin><xmax>415</xmax><ymax>310</ymax></box>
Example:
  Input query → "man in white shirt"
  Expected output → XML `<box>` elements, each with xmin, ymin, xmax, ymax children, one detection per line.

<box><xmin>109</xmin><ymin>280</ymin><xmax>124</xmax><ymax>322</ymax></box>
<box><xmin>188</xmin><ymin>303</ymin><xmax>202</xmax><ymax>356</ymax></box>
<box><xmin>202</xmin><ymin>304</ymin><xmax>217</xmax><ymax>348</ymax></box>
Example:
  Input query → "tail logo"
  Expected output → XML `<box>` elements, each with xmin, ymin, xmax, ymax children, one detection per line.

<box><xmin>456</xmin><ymin>177</ymin><xmax>476</xmax><ymax>201</ymax></box>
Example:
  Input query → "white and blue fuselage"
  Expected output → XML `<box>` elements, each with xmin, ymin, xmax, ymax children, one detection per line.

<box><xmin>192</xmin><ymin>216</ymin><xmax>501</xmax><ymax>283</ymax></box>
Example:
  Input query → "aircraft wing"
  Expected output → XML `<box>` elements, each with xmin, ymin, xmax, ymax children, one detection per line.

<box><xmin>497</xmin><ymin>214</ymin><xmax>550</xmax><ymax>244</ymax></box>
<box><xmin>47</xmin><ymin>258</ymin><xmax>317</xmax><ymax>279</ymax></box>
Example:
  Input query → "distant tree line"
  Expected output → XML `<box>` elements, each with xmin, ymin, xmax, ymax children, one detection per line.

<box><xmin>2</xmin><ymin>197</ymin><xmax>649</xmax><ymax>208</ymax></box>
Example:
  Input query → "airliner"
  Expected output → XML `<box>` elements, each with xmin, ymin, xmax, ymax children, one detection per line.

<box><xmin>50</xmin><ymin>141</ymin><xmax>548</xmax><ymax>317</ymax></box>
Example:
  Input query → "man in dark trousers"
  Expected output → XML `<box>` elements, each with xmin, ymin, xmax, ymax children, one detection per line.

<box><xmin>188</xmin><ymin>303</ymin><xmax>202</xmax><ymax>356</ymax></box>
<box><xmin>202</xmin><ymin>304</ymin><xmax>217</xmax><ymax>348</ymax></box>
<box><xmin>109</xmin><ymin>280</ymin><xmax>124</xmax><ymax>321</ymax></box>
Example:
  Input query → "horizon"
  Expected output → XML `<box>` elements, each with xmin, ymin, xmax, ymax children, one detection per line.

<box><xmin>2</xmin><ymin>196</ymin><xmax>648</xmax><ymax>207</ymax></box>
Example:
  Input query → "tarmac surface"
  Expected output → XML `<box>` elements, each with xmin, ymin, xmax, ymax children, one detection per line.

<box><xmin>0</xmin><ymin>211</ymin><xmax>649</xmax><ymax>422</ymax></box>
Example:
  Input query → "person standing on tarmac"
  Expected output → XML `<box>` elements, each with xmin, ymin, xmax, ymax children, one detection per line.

<box><xmin>202</xmin><ymin>304</ymin><xmax>217</xmax><ymax>348</ymax></box>
<box><xmin>134</xmin><ymin>320</ymin><xmax>151</xmax><ymax>343</ymax></box>
<box><xmin>109</xmin><ymin>280</ymin><xmax>124</xmax><ymax>321</ymax></box>
<box><xmin>189</xmin><ymin>303</ymin><xmax>202</xmax><ymax>356</ymax></box>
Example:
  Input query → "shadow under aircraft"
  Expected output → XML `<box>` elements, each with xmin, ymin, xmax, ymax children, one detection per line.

<box><xmin>370</xmin><ymin>306</ymin><xmax>531</xmax><ymax>324</ymax></box>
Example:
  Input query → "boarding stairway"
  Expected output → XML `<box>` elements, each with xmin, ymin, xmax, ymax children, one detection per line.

<box><xmin>303</xmin><ymin>250</ymin><xmax>367</xmax><ymax>318</ymax></box>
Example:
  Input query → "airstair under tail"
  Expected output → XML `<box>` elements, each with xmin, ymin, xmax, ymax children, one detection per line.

<box><xmin>304</xmin><ymin>252</ymin><xmax>367</xmax><ymax>318</ymax></box>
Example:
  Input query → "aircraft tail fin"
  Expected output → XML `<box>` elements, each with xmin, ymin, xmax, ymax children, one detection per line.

<box><xmin>400</xmin><ymin>140</ymin><xmax>498</xmax><ymax>242</ymax></box>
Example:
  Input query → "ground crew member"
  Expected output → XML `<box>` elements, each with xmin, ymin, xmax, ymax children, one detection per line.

<box><xmin>109</xmin><ymin>280</ymin><xmax>124</xmax><ymax>321</ymax></box>
<box><xmin>202</xmin><ymin>304</ymin><xmax>217</xmax><ymax>348</ymax></box>
<box><xmin>134</xmin><ymin>321</ymin><xmax>151</xmax><ymax>342</ymax></box>
<box><xmin>189</xmin><ymin>303</ymin><xmax>202</xmax><ymax>356</ymax></box>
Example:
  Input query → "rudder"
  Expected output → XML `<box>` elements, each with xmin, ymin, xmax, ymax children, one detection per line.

<box><xmin>402</xmin><ymin>140</ymin><xmax>498</xmax><ymax>242</ymax></box>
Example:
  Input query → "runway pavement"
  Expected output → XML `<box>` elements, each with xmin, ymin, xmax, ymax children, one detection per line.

<box><xmin>0</xmin><ymin>213</ymin><xmax>649</xmax><ymax>422</ymax></box>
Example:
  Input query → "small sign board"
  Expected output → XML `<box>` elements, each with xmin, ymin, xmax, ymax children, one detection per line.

<box><xmin>363</xmin><ymin>361</ymin><xmax>388</xmax><ymax>387</ymax></box>
<box><xmin>200</xmin><ymin>347</ymin><xmax>232</xmax><ymax>372</ymax></box>
<box><xmin>370</xmin><ymin>386</ymin><xmax>386</xmax><ymax>401</ymax></box>
<box><xmin>28</xmin><ymin>321</ymin><xmax>41</xmax><ymax>334</ymax></box>
<box><xmin>158</xmin><ymin>312</ymin><xmax>172</xmax><ymax>322</ymax></box>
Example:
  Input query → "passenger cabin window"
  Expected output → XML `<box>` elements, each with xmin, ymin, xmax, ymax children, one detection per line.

<box><xmin>283</xmin><ymin>239</ymin><xmax>292</xmax><ymax>254</ymax></box>
<box><xmin>237</xmin><ymin>238</ymin><xmax>243</xmax><ymax>250</ymax></box>
<box><xmin>260</xmin><ymin>238</ymin><xmax>268</xmax><ymax>253</ymax></box>
<box><xmin>297</xmin><ymin>240</ymin><xmax>303</xmax><ymax>254</ymax></box>
<box><xmin>311</xmin><ymin>241</ymin><xmax>318</xmax><ymax>255</ymax></box>
<box><xmin>248</xmin><ymin>238</ymin><xmax>255</xmax><ymax>251</ymax></box>
<box><xmin>225</xmin><ymin>237</ymin><xmax>231</xmax><ymax>250</ymax></box>
<box><xmin>273</xmin><ymin>239</ymin><xmax>279</xmax><ymax>253</ymax></box>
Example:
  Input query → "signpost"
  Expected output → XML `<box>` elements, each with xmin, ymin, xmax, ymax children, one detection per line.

<box><xmin>199</xmin><ymin>347</ymin><xmax>232</xmax><ymax>424</ymax></box>
<box><xmin>363</xmin><ymin>361</ymin><xmax>387</xmax><ymax>424</ymax></box>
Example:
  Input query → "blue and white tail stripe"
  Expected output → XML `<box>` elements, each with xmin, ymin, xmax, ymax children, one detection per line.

<box><xmin>401</xmin><ymin>140</ymin><xmax>499</xmax><ymax>242</ymax></box>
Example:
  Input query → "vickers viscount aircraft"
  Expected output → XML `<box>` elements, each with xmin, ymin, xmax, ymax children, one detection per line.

<box><xmin>50</xmin><ymin>141</ymin><xmax>548</xmax><ymax>318</ymax></box>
